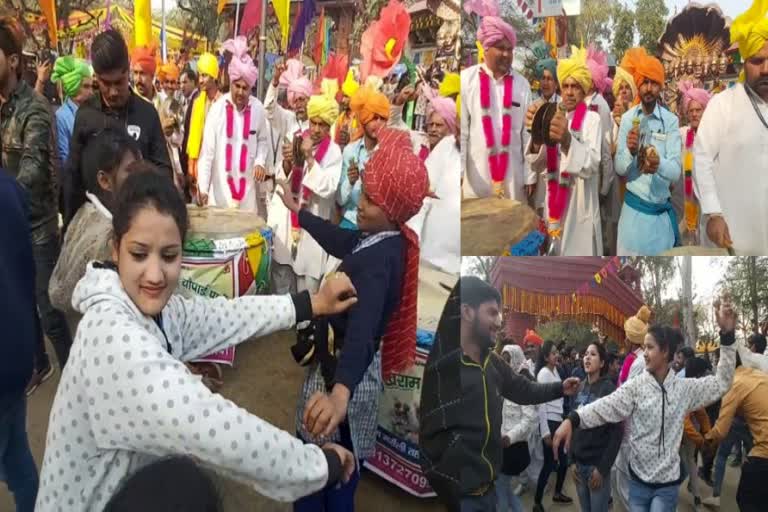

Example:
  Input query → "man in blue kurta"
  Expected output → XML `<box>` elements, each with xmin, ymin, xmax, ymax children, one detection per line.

<box><xmin>614</xmin><ymin>48</ymin><xmax>682</xmax><ymax>255</ymax></box>
<box><xmin>51</xmin><ymin>56</ymin><xmax>93</xmax><ymax>165</ymax></box>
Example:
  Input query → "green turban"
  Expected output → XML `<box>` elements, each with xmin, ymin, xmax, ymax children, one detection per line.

<box><xmin>531</xmin><ymin>40</ymin><xmax>557</xmax><ymax>82</ymax></box>
<box><xmin>51</xmin><ymin>56</ymin><xmax>92</xmax><ymax>99</ymax></box>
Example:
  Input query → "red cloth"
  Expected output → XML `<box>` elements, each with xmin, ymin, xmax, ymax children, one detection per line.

<box><xmin>362</xmin><ymin>128</ymin><xmax>430</xmax><ymax>379</ymax></box>
<box><xmin>523</xmin><ymin>329</ymin><xmax>543</xmax><ymax>346</ymax></box>
<box><xmin>131</xmin><ymin>46</ymin><xmax>157</xmax><ymax>75</ymax></box>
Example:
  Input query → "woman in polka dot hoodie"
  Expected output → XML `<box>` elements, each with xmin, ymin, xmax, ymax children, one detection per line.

<box><xmin>36</xmin><ymin>170</ymin><xmax>359</xmax><ymax>511</ymax></box>
<box><xmin>553</xmin><ymin>300</ymin><xmax>738</xmax><ymax>512</ymax></box>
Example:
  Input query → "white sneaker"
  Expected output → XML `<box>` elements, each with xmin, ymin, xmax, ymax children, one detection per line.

<box><xmin>701</xmin><ymin>496</ymin><xmax>720</xmax><ymax>508</ymax></box>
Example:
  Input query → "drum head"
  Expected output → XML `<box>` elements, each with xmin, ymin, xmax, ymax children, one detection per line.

<box><xmin>461</xmin><ymin>198</ymin><xmax>538</xmax><ymax>255</ymax></box>
<box><xmin>531</xmin><ymin>102</ymin><xmax>558</xmax><ymax>146</ymax></box>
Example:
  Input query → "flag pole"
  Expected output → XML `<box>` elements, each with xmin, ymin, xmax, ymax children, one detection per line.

<box><xmin>162</xmin><ymin>0</ymin><xmax>167</xmax><ymax>62</ymax></box>
<box><xmin>235</xmin><ymin>0</ymin><xmax>242</xmax><ymax>37</ymax></box>
<box><xmin>256</xmin><ymin>0</ymin><xmax>268</xmax><ymax>100</ymax></box>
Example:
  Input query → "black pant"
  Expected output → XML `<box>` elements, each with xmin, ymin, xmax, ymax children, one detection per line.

<box><xmin>737</xmin><ymin>456</ymin><xmax>768</xmax><ymax>512</ymax></box>
<box><xmin>32</xmin><ymin>232</ymin><xmax>73</xmax><ymax>370</ymax></box>
<box><xmin>535</xmin><ymin>419</ymin><xmax>568</xmax><ymax>505</ymax></box>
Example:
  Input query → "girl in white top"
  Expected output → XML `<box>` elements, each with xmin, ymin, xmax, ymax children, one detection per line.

<box><xmin>534</xmin><ymin>341</ymin><xmax>573</xmax><ymax>509</ymax></box>
<box><xmin>36</xmin><ymin>170</ymin><xmax>358</xmax><ymax>511</ymax></box>
<box><xmin>553</xmin><ymin>303</ymin><xmax>738</xmax><ymax>512</ymax></box>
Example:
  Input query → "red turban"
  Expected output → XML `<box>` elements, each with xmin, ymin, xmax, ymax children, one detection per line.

<box><xmin>620</xmin><ymin>47</ymin><xmax>664</xmax><ymax>89</ymax></box>
<box><xmin>524</xmin><ymin>329</ymin><xmax>543</xmax><ymax>346</ymax></box>
<box><xmin>131</xmin><ymin>46</ymin><xmax>157</xmax><ymax>75</ymax></box>
<box><xmin>362</xmin><ymin>128</ymin><xmax>431</xmax><ymax>379</ymax></box>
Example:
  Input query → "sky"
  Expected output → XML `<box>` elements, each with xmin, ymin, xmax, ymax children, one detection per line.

<box><xmin>665</xmin><ymin>0</ymin><xmax>750</xmax><ymax>19</ymax></box>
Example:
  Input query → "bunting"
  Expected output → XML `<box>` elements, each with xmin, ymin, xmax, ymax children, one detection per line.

<box><xmin>572</xmin><ymin>257</ymin><xmax>630</xmax><ymax>298</ymax></box>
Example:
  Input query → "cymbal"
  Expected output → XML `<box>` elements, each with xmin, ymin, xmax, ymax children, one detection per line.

<box><xmin>531</xmin><ymin>102</ymin><xmax>559</xmax><ymax>146</ymax></box>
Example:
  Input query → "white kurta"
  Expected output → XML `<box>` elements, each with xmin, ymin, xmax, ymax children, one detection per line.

<box><xmin>525</xmin><ymin>109</ymin><xmax>603</xmax><ymax>256</ymax></box>
<box><xmin>461</xmin><ymin>64</ymin><xmax>535</xmax><ymax>201</ymax></box>
<box><xmin>197</xmin><ymin>94</ymin><xmax>269</xmax><ymax>210</ymax></box>
<box><xmin>407</xmin><ymin>136</ymin><xmax>461</xmax><ymax>274</ymax></box>
<box><xmin>292</xmin><ymin>143</ymin><xmax>343</xmax><ymax>280</ymax></box>
<box><xmin>693</xmin><ymin>83</ymin><xmax>768</xmax><ymax>255</ymax></box>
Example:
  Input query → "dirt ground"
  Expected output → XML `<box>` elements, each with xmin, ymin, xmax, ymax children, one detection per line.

<box><xmin>3</xmin><ymin>334</ymin><xmax>742</xmax><ymax>511</ymax></box>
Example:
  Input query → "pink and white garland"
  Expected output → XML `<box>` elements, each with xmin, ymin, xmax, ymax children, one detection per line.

<box><xmin>479</xmin><ymin>68</ymin><xmax>513</xmax><ymax>197</ymax></box>
<box><xmin>545</xmin><ymin>102</ymin><xmax>587</xmax><ymax>240</ymax></box>
<box><xmin>225</xmin><ymin>101</ymin><xmax>251</xmax><ymax>203</ymax></box>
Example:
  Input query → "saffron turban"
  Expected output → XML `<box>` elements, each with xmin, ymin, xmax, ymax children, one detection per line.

<box><xmin>678</xmin><ymin>80</ymin><xmax>712</xmax><ymax>114</ymax></box>
<box><xmin>731</xmin><ymin>0</ymin><xmax>768</xmax><ymax>80</ymax></box>
<box><xmin>621</xmin><ymin>47</ymin><xmax>665</xmax><ymax>88</ymax></box>
<box><xmin>477</xmin><ymin>16</ymin><xmax>517</xmax><ymax>49</ymax></box>
<box><xmin>438</xmin><ymin>72</ymin><xmax>460</xmax><ymax>97</ymax></box>
<box><xmin>159</xmin><ymin>62</ymin><xmax>180</xmax><ymax>82</ymax></box>
<box><xmin>426</xmin><ymin>93</ymin><xmax>458</xmax><ymax>135</ymax></box>
<box><xmin>341</xmin><ymin>69</ymin><xmax>360</xmax><ymax>98</ymax></box>
<box><xmin>51</xmin><ymin>56</ymin><xmax>92</xmax><ymax>99</ymax></box>
<box><xmin>279</xmin><ymin>59</ymin><xmax>313</xmax><ymax>105</ymax></box>
<box><xmin>612</xmin><ymin>66</ymin><xmax>638</xmax><ymax>102</ymax></box>
<box><xmin>197</xmin><ymin>53</ymin><xmax>220</xmax><ymax>80</ymax></box>
<box><xmin>131</xmin><ymin>46</ymin><xmax>157</xmax><ymax>75</ymax></box>
<box><xmin>307</xmin><ymin>82</ymin><xmax>340</xmax><ymax>126</ymax></box>
<box><xmin>557</xmin><ymin>46</ymin><xmax>593</xmax><ymax>94</ymax></box>
<box><xmin>363</xmin><ymin>128</ymin><xmax>431</xmax><ymax>378</ymax></box>
<box><xmin>586</xmin><ymin>44</ymin><xmax>610</xmax><ymax>94</ymax></box>
<box><xmin>350</xmin><ymin>86</ymin><xmax>391</xmax><ymax>125</ymax></box>
<box><xmin>531</xmin><ymin>40</ymin><xmax>557</xmax><ymax>81</ymax></box>
<box><xmin>223</xmin><ymin>36</ymin><xmax>258</xmax><ymax>88</ymax></box>
<box><xmin>523</xmin><ymin>329</ymin><xmax>543</xmax><ymax>346</ymax></box>
<box><xmin>624</xmin><ymin>305</ymin><xmax>652</xmax><ymax>345</ymax></box>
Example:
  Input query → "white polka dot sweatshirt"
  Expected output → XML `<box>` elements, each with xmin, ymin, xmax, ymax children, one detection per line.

<box><xmin>36</xmin><ymin>263</ymin><xmax>339</xmax><ymax>511</ymax></box>
<box><xmin>570</xmin><ymin>341</ymin><xmax>736</xmax><ymax>486</ymax></box>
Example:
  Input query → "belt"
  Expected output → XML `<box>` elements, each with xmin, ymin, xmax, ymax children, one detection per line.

<box><xmin>468</xmin><ymin>482</ymin><xmax>493</xmax><ymax>496</ymax></box>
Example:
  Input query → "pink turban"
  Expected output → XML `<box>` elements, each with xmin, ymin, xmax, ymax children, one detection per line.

<box><xmin>678</xmin><ymin>80</ymin><xmax>712</xmax><ymax>114</ymax></box>
<box><xmin>279</xmin><ymin>58</ymin><xmax>313</xmax><ymax>105</ymax></box>
<box><xmin>222</xmin><ymin>36</ymin><xmax>258</xmax><ymax>88</ymax></box>
<box><xmin>586</xmin><ymin>44</ymin><xmax>609</xmax><ymax>94</ymax></box>
<box><xmin>477</xmin><ymin>16</ymin><xmax>517</xmax><ymax>49</ymax></box>
<box><xmin>426</xmin><ymin>93</ymin><xmax>458</xmax><ymax>135</ymax></box>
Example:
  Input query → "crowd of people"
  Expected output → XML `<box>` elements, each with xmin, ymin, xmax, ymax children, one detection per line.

<box><xmin>461</xmin><ymin>0</ymin><xmax>767</xmax><ymax>257</ymax></box>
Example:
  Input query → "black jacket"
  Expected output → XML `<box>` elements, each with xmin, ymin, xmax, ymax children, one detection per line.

<box><xmin>570</xmin><ymin>375</ymin><xmax>623</xmax><ymax>478</ymax></box>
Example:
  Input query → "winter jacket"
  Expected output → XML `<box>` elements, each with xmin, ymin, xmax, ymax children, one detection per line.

<box><xmin>570</xmin><ymin>336</ymin><xmax>735</xmax><ymax>486</ymax></box>
<box><xmin>0</xmin><ymin>80</ymin><xmax>58</xmax><ymax>238</ymax></box>
<box><xmin>36</xmin><ymin>264</ymin><xmax>343</xmax><ymax>511</ymax></box>
<box><xmin>570</xmin><ymin>375</ymin><xmax>622</xmax><ymax>478</ymax></box>
<box><xmin>683</xmin><ymin>409</ymin><xmax>711</xmax><ymax>448</ymax></box>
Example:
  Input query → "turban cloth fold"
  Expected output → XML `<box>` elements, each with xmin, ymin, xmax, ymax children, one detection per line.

<box><xmin>223</xmin><ymin>36</ymin><xmax>258</xmax><ymax>88</ymax></box>
<box><xmin>523</xmin><ymin>329</ymin><xmax>543</xmax><ymax>346</ymax></box>
<box><xmin>624</xmin><ymin>305</ymin><xmax>652</xmax><ymax>345</ymax></box>
<box><xmin>620</xmin><ymin>47</ymin><xmax>665</xmax><ymax>89</ymax></box>
<box><xmin>307</xmin><ymin>80</ymin><xmax>340</xmax><ymax>126</ymax></box>
<box><xmin>477</xmin><ymin>17</ymin><xmax>517</xmax><ymax>49</ymax></box>
<box><xmin>678</xmin><ymin>80</ymin><xmax>712</xmax><ymax>114</ymax></box>
<box><xmin>197</xmin><ymin>53</ymin><xmax>220</xmax><ymax>80</ymax></box>
<box><xmin>531</xmin><ymin>40</ymin><xmax>557</xmax><ymax>81</ymax></box>
<box><xmin>131</xmin><ymin>46</ymin><xmax>157</xmax><ymax>75</ymax></box>
<box><xmin>51</xmin><ymin>56</ymin><xmax>92</xmax><ymax>99</ymax></box>
<box><xmin>159</xmin><ymin>62</ymin><xmax>180</xmax><ymax>82</ymax></box>
<box><xmin>612</xmin><ymin>66</ymin><xmax>638</xmax><ymax>102</ymax></box>
<box><xmin>350</xmin><ymin>85</ymin><xmax>391</xmax><ymax>124</ymax></box>
<box><xmin>362</xmin><ymin>128</ymin><xmax>431</xmax><ymax>379</ymax></box>
<box><xmin>341</xmin><ymin>69</ymin><xmax>360</xmax><ymax>98</ymax></box>
<box><xmin>438</xmin><ymin>72</ymin><xmax>460</xmax><ymax>97</ymax></box>
<box><xmin>557</xmin><ymin>46</ymin><xmax>593</xmax><ymax>94</ymax></box>
<box><xmin>731</xmin><ymin>0</ymin><xmax>768</xmax><ymax>80</ymax></box>
<box><xmin>425</xmin><ymin>87</ymin><xmax>457</xmax><ymax>134</ymax></box>
<box><xmin>279</xmin><ymin>59</ymin><xmax>313</xmax><ymax>105</ymax></box>
<box><xmin>586</xmin><ymin>44</ymin><xmax>610</xmax><ymax>94</ymax></box>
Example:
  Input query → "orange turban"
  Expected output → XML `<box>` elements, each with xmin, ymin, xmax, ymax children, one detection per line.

<box><xmin>620</xmin><ymin>47</ymin><xmax>664</xmax><ymax>89</ymax></box>
<box><xmin>159</xmin><ymin>62</ymin><xmax>180</xmax><ymax>82</ymax></box>
<box><xmin>350</xmin><ymin>86</ymin><xmax>391</xmax><ymax>125</ymax></box>
<box><xmin>131</xmin><ymin>46</ymin><xmax>157</xmax><ymax>75</ymax></box>
<box><xmin>523</xmin><ymin>329</ymin><xmax>543</xmax><ymax>346</ymax></box>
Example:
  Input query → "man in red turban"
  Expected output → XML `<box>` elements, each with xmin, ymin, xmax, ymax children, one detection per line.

<box><xmin>131</xmin><ymin>46</ymin><xmax>158</xmax><ymax>104</ymax></box>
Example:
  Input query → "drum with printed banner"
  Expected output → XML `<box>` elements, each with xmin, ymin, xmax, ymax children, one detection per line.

<box><xmin>660</xmin><ymin>246</ymin><xmax>731</xmax><ymax>256</ymax></box>
<box><xmin>364</xmin><ymin>263</ymin><xmax>458</xmax><ymax>498</ymax></box>
<box><xmin>462</xmin><ymin>197</ymin><xmax>539</xmax><ymax>255</ymax></box>
<box><xmin>177</xmin><ymin>207</ymin><xmax>273</xmax><ymax>366</ymax></box>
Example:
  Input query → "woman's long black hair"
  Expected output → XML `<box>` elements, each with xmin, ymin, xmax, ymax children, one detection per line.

<box><xmin>535</xmin><ymin>340</ymin><xmax>556</xmax><ymax>378</ymax></box>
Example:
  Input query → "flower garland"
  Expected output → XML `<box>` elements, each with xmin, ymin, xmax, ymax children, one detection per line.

<box><xmin>479</xmin><ymin>68</ymin><xmax>513</xmax><ymax>197</ymax></box>
<box><xmin>289</xmin><ymin>133</ymin><xmax>332</xmax><ymax>250</ymax></box>
<box><xmin>225</xmin><ymin>101</ymin><xmax>251</xmax><ymax>203</ymax></box>
<box><xmin>546</xmin><ymin>102</ymin><xmax>588</xmax><ymax>242</ymax></box>
<box><xmin>683</xmin><ymin>127</ymin><xmax>698</xmax><ymax>233</ymax></box>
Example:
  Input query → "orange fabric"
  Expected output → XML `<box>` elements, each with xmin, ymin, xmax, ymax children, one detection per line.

<box><xmin>523</xmin><ymin>329</ymin><xmax>543</xmax><ymax>346</ymax></box>
<box><xmin>350</xmin><ymin>86</ymin><xmax>391</xmax><ymax>125</ymax></box>
<box><xmin>159</xmin><ymin>62</ymin><xmax>180</xmax><ymax>82</ymax></box>
<box><xmin>334</xmin><ymin>111</ymin><xmax>363</xmax><ymax>144</ymax></box>
<box><xmin>684</xmin><ymin>409</ymin><xmax>712</xmax><ymax>447</ymax></box>
<box><xmin>131</xmin><ymin>46</ymin><xmax>157</xmax><ymax>75</ymax></box>
<box><xmin>620</xmin><ymin>47</ymin><xmax>664</xmax><ymax>90</ymax></box>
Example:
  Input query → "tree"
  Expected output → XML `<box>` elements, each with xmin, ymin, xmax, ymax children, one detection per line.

<box><xmin>719</xmin><ymin>257</ymin><xmax>768</xmax><ymax>337</ymax></box>
<box><xmin>565</xmin><ymin>0</ymin><xmax>612</xmax><ymax>49</ymax></box>
<box><xmin>678</xmin><ymin>255</ymin><xmax>696</xmax><ymax>346</ymax></box>
<box><xmin>634</xmin><ymin>257</ymin><xmax>677</xmax><ymax>320</ymax></box>
<box><xmin>462</xmin><ymin>257</ymin><xmax>497</xmax><ymax>283</ymax></box>
<box><xmin>177</xmin><ymin>0</ymin><xmax>220</xmax><ymax>46</ymax></box>
<box><xmin>634</xmin><ymin>0</ymin><xmax>668</xmax><ymax>55</ymax></box>
<box><xmin>611</xmin><ymin>1</ymin><xmax>635</xmax><ymax>60</ymax></box>
<box><xmin>462</xmin><ymin>1</ymin><xmax>539</xmax><ymax>56</ymax></box>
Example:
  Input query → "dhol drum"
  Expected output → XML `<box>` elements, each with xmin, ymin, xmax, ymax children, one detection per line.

<box><xmin>178</xmin><ymin>207</ymin><xmax>273</xmax><ymax>369</ymax></box>
<box><xmin>660</xmin><ymin>246</ymin><xmax>731</xmax><ymax>256</ymax></box>
<box><xmin>462</xmin><ymin>197</ymin><xmax>539</xmax><ymax>255</ymax></box>
<box><xmin>364</xmin><ymin>263</ymin><xmax>458</xmax><ymax>498</ymax></box>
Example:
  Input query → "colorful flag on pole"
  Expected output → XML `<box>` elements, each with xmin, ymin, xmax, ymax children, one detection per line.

<box><xmin>39</xmin><ymin>0</ymin><xmax>58</xmax><ymax>47</ymax></box>
<box><xmin>239</xmin><ymin>0</ymin><xmax>263</xmax><ymax>36</ymax></box>
<box><xmin>217</xmin><ymin>0</ymin><xmax>228</xmax><ymax>15</ymax></box>
<box><xmin>134</xmin><ymin>0</ymin><xmax>152</xmax><ymax>47</ymax></box>
<box><xmin>272</xmin><ymin>0</ymin><xmax>291</xmax><ymax>51</ymax></box>
<box><xmin>313</xmin><ymin>8</ymin><xmax>325</xmax><ymax>65</ymax></box>
<box><xmin>289</xmin><ymin>0</ymin><xmax>315</xmax><ymax>51</ymax></box>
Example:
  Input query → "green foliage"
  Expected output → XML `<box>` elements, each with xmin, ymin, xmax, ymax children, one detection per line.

<box><xmin>611</xmin><ymin>1</ymin><xmax>635</xmax><ymax>60</ymax></box>
<box><xmin>566</xmin><ymin>0</ymin><xmax>612</xmax><ymax>49</ymax></box>
<box><xmin>536</xmin><ymin>319</ymin><xmax>610</xmax><ymax>352</ymax></box>
<box><xmin>462</xmin><ymin>257</ymin><xmax>497</xmax><ymax>283</ymax></box>
<box><xmin>634</xmin><ymin>256</ymin><xmax>677</xmax><ymax>316</ymax></box>
<box><xmin>719</xmin><ymin>257</ymin><xmax>768</xmax><ymax>334</ymax></box>
<box><xmin>634</xmin><ymin>0</ymin><xmax>668</xmax><ymax>55</ymax></box>
<box><xmin>177</xmin><ymin>0</ymin><xmax>220</xmax><ymax>45</ymax></box>
<box><xmin>461</xmin><ymin>2</ymin><xmax>539</xmax><ymax>58</ymax></box>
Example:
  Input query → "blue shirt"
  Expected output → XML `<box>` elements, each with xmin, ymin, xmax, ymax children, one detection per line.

<box><xmin>615</xmin><ymin>103</ymin><xmax>681</xmax><ymax>205</ymax></box>
<box><xmin>336</xmin><ymin>138</ymin><xmax>372</xmax><ymax>229</ymax></box>
<box><xmin>55</xmin><ymin>98</ymin><xmax>79</xmax><ymax>165</ymax></box>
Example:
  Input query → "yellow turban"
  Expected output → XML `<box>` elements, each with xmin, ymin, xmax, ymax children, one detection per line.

<box><xmin>350</xmin><ymin>86</ymin><xmax>391</xmax><ymax>125</ymax></box>
<box><xmin>624</xmin><ymin>305</ymin><xmax>652</xmax><ymax>345</ymax></box>
<box><xmin>556</xmin><ymin>46</ymin><xmax>593</xmax><ymax>94</ymax></box>
<box><xmin>439</xmin><ymin>73</ymin><xmax>459</xmax><ymax>97</ymax></box>
<box><xmin>612</xmin><ymin>66</ymin><xmax>638</xmax><ymax>102</ymax></box>
<box><xmin>731</xmin><ymin>0</ymin><xmax>768</xmax><ymax>81</ymax></box>
<box><xmin>197</xmin><ymin>52</ymin><xmax>219</xmax><ymax>80</ymax></box>
<box><xmin>307</xmin><ymin>87</ymin><xmax>340</xmax><ymax>127</ymax></box>
<box><xmin>341</xmin><ymin>70</ymin><xmax>359</xmax><ymax>98</ymax></box>
<box><xmin>159</xmin><ymin>62</ymin><xmax>180</xmax><ymax>82</ymax></box>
